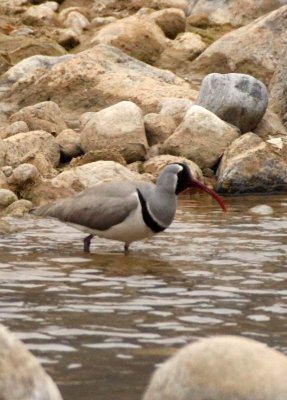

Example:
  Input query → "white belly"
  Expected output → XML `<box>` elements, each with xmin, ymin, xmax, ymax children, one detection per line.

<box><xmin>68</xmin><ymin>203</ymin><xmax>155</xmax><ymax>244</ymax></box>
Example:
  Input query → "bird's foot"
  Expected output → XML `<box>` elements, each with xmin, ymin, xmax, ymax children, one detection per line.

<box><xmin>124</xmin><ymin>243</ymin><xmax>129</xmax><ymax>253</ymax></box>
<box><xmin>83</xmin><ymin>234</ymin><xmax>93</xmax><ymax>253</ymax></box>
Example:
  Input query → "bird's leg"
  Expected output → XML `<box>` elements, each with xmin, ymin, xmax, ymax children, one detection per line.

<box><xmin>124</xmin><ymin>243</ymin><xmax>130</xmax><ymax>253</ymax></box>
<box><xmin>83</xmin><ymin>234</ymin><xmax>93</xmax><ymax>253</ymax></box>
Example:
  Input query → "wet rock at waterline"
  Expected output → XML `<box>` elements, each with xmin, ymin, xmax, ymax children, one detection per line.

<box><xmin>3</xmin><ymin>199</ymin><xmax>34</xmax><ymax>217</ymax></box>
<box><xmin>80</xmin><ymin>101</ymin><xmax>148</xmax><ymax>163</ymax></box>
<box><xmin>0</xmin><ymin>188</ymin><xmax>18</xmax><ymax>207</ymax></box>
<box><xmin>216</xmin><ymin>133</ymin><xmax>287</xmax><ymax>194</ymax></box>
<box><xmin>162</xmin><ymin>105</ymin><xmax>240</xmax><ymax>169</ymax></box>
<box><xmin>0</xmin><ymin>325</ymin><xmax>63</xmax><ymax>400</ymax></box>
<box><xmin>143</xmin><ymin>335</ymin><xmax>287</xmax><ymax>400</ymax></box>
<box><xmin>196</xmin><ymin>73</ymin><xmax>268</xmax><ymax>133</ymax></box>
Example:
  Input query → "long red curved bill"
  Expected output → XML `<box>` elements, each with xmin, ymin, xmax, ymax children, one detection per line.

<box><xmin>192</xmin><ymin>179</ymin><xmax>227</xmax><ymax>212</ymax></box>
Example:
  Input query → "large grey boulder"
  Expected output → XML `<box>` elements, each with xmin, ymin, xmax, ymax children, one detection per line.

<box><xmin>196</xmin><ymin>73</ymin><xmax>268</xmax><ymax>133</ymax></box>
<box><xmin>0</xmin><ymin>324</ymin><xmax>62</xmax><ymax>400</ymax></box>
<box><xmin>162</xmin><ymin>105</ymin><xmax>239</xmax><ymax>169</ymax></box>
<box><xmin>216</xmin><ymin>132</ymin><xmax>287</xmax><ymax>193</ymax></box>
<box><xmin>143</xmin><ymin>335</ymin><xmax>287</xmax><ymax>400</ymax></box>
<box><xmin>80</xmin><ymin>101</ymin><xmax>148</xmax><ymax>163</ymax></box>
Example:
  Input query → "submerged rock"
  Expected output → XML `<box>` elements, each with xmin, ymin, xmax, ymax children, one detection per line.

<box><xmin>143</xmin><ymin>335</ymin><xmax>287</xmax><ymax>400</ymax></box>
<box><xmin>196</xmin><ymin>73</ymin><xmax>268</xmax><ymax>133</ymax></box>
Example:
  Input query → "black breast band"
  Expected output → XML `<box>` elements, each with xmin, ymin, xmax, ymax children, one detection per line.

<box><xmin>137</xmin><ymin>189</ymin><xmax>165</xmax><ymax>233</ymax></box>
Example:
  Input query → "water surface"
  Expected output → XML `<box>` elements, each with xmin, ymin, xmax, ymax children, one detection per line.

<box><xmin>0</xmin><ymin>194</ymin><xmax>286</xmax><ymax>399</ymax></box>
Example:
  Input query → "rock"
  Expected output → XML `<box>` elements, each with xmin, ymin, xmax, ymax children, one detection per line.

<box><xmin>90</xmin><ymin>16</ymin><xmax>117</xmax><ymax>28</ymax></box>
<box><xmin>143</xmin><ymin>154</ymin><xmax>203</xmax><ymax>181</ymax></box>
<box><xmin>150</xmin><ymin>8</ymin><xmax>186</xmax><ymax>39</ymax></box>
<box><xmin>162</xmin><ymin>105</ymin><xmax>240</xmax><ymax>169</ymax></box>
<box><xmin>55</xmin><ymin>129</ymin><xmax>82</xmax><ymax>159</ymax></box>
<box><xmin>0</xmin><ymin>54</ymin><xmax>73</xmax><ymax>94</ymax></box>
<box><xmin>53</xmin><ymin>28</ymin><xmax>80</xmax><ymax>50</ymax></box>
<box><xmin>0</xmin><ymin>188</ymin><xmax>18</xmax><ymax>207</ymax></box>
<box><xmin>0</xmin><ymin>121</ymin><xmax>29</xmax><ymax>140</ymax></box>
<box><xmin>155</xmin><ymin>31</ymin><xmax>207</xmax><ymax>75</ymax></box>
<box><xmin>10</xmin><ymin>101</ymin><xmax>67</xmax><ymax>134</ymax></box>
<box><xmin>0</xmin><ymin>34</ymin><xmax>67</xmax><ymax>77</ymax></box>
<box><xmin>0</xmin><ymin>324</ymin><xmax>63</xmax><ymax>400</ymax></box>
<box><xmin>24</xmin><ymin>2</ymin><xmax>58</xmax><ymax>23</ymax></box>
<box><xmin>249</xmin><ymin>205</ymin><xmax>274</xmax><ymax>216</ymax></box>
<box><xmin>187</xmin><ymin>0</ymin><xmax>286</xmax><ymax>26</ymax></box>
<box><xmin>216</xmin><ymin>132</ymin><xmax>287</xmax><ymax>193</ymax></box>
<box><xmin>132</xmin><ymin>0</ymin><xmax>189</xmax><ymax>14</ymax></box>
<box><xmin>143</xmin><ymin>335</ymin><xmax>287</xmax><ymax>400</ymax></box>
<box><xmin>51</xmin><ymin>160</ymin><xmax>148</xmax><ymax>191</ymax></box>
<box><xmin>7</xmin><ymin>163</ymin><xmax>40</xmax><ymax>187</ymax></box>
<box><xmin>159</xmin><ymin>97</ymin><xmax>194</xmax><ymax>125</ymax></box>
<box><xmin>144</xmin><ymin>113</ymin><xmax>176</xmax><ymax>146</ymax></box>
<box><xmin>80</xmin><ymin>101</ymin><xmax>148</xmax><ymax>163</ymax></box>
<box><xmin>254</xmin><ymin>109</ymin><xmax>287</xmax><ymax>141</ymax></box>
<box><xmin>196</xmin><ymin>73</ymin><xmax>268</xmax><ymax>133</ymax></box>
<box><xmin>70</xmin><ymin>149</ymin><xmax>126</xmax><ymax>167</ymax></box>
<box><xmin>0</xmin><ymin>171</ymin><xmax>8</xmax><ymax>189</ymax></box>
<box><xmin>268</xmin><ymin>52</ymin><xmax>287</xmax><ymax>118</ymax></box>
<box><xmin>1</xmin><ymin>45</ymin><xmax>196</xmax><ymax>120</ymax></box>
<box><xmin>0</xmin><ymin>130</ymin><xmax>60</xmax><ymax>169</ymax></box>
<box><xmin>59</xmin><ymin>9</ymin><xmax>90</xmax><ymax>35</ymax></box>
<box><xmin>4</xmin><ymin>199</ymin><xmax>34</xmax><ymax>217</ymax></box>
<box><xmin>1</xmin><ymin>166</ymin><xmax>13</xmax><ymax>177</ymax></box>
<box><xmin>189</xmin><ymin>6</ymin><xmax>287</xmax><ymax>85</ymax></box>
<box><xmin>0</xmin><ymin>219</ymin><xmax>14</xmax><ymax>234</ymax></box>
<box><xmin>91</xmin><ymin>15</ymin><xmax>167</xmax><ymax>65</ymax></box>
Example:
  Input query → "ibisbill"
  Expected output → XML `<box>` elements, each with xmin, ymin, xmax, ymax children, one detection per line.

<box><xmin>31</xmin><ymin>163</ymin><xmax>226</xmax><ymax>252</ymax></box>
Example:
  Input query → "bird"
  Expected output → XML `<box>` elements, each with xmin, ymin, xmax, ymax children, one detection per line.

<box><xmin>31</xmin><ymin>163</ymin><xmax>226</xmax><ymax>252</ymax></box>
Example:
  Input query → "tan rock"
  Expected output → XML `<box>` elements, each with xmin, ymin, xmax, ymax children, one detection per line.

<box><xmin>269</xmin><ymin>52</ymin><xmax>287</xmax><ymax>118</ymax></box>
<box><xmin>51</xmin><ymin>160</ymin><xmax>148</xmax><ymax>191</ymax></box>
<box><xmin>163</xmin><ymin>105</ymin><xmax>240</xmax><ymax>169</ymax></box>
<box><xmin>159</xmin><ymin>97</ymin><xmax>194</xmax><ymax>125</ymax></box>
<box><xmin>144</xmin><ymin>113</ymin><xmax>176</xmax><ymax>145</ymax></box>
<box><xmin>10</xmin><ymin>101</ymin><xmax>67</xmax><ymax>135</ymax></box>
<box><xmin>55</xmin><ymin>129</ymin><xmax>82</xmax><ymax>159</ymax></box>
<box><xmin>7</xmin><ymin>163</ymin><xmax>40</xmax><ymax>187</ymax></box>
<box><xmin>155</xmin><ymin>31</ymin><xmax>207</xmax><ymax>74</ymax></box>
<box><xmin>91</xmin><ymin>15</ymin><xmax>167</xmax><ymax>65</ymax></box>
<box><xmin>70</xmin><ymin>149</ymin><xmax>126</xmax><ymax>167</ymax></box>
<box><xmin>1</xmin><ymin>130</ymin><xmax>60</xmax><ymax>168</ymax></box>
<box><xmin>150</xmin><ymin>8</ymin><xmax>186</xmax><ymax>39</ymax></box>
<box><xmin>4</xmin><ymin>199</ymin><xmax>33</xmax><ymax>217</ymax></box>
<box><xmin>0</xmin><ymin>171</ymin><xmax>8</xmax><ymax>189</ymax></box>
<box><xmin>0</xmin><ymin>324</ymin><xmax>63</xmax><ymax>400</ymax></box>
<box><xmin>132</xmin><ymin>0</ymin><xmax>189</xmax><ymax>14</ymax></box>
<box><xmin>60</xmin><ymin>9</ymin><xmax>90</xmax><ymax>35</ymax></box>
<box><xmin>0</xmin><ymin>188</ymin><xmax>17</xmax><ymax>207</ymax></box>
<box><xmin>189</xmin><ymin>6</ymin><xmax>287</xmax><ymax>85</ymax></box>
<box><xmin>1</xmin><ymin>45</ymin><xmax>197</xmax><ymax>120</ymax></box>
<box><xmin>144</xmin><ymin>154</ymin><xmax>203</xmax><ymax>181</ymax></box>
<box><xmin>143</xmin><ymin>335</ymin><xmax>287</xmax><ymax>400</ymax></box>
<box><xmin>80</xmin><ymin>101</ymin><xmax>148</xmax><ymax>163</ymax></box>
<box><xmin>254</xmin><ymin>109</ymin><xmax>287</xmax><ymax>141</ymax></box>
<box><xmin>187</xmin><ymin>0</ymin><xmax>286</xmax><ymax>26</ymax></box>
<box><xmin>216</xmin><ymin>132</ymin><xmax>287</xmax><ymax>193</ymax></box>
<box><xmin>24</xmin><ymin>2</ymin><xmax>58</xmax><ymax>23</ymax></box>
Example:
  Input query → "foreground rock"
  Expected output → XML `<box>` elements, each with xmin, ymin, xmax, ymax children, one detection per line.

<box><xmin>189</xmin><ymin>5</ymin><xmax>287</xmax><ymax>84</ymax></box>
<box><xmin>216</xmin><ymin>133</ymin><xmax>287</xmax><ymax>193</ymax></box>
<box><xmin>0</xmin><ymin>188</ymin><xmax>17</xmax><ymax>207</ymax></box>
<box><xmin>0</xmin><ymin>45</ymin><xmax>197</xmax><ymax>121</ymax></box>
<box><xmin>196</xmin><ymin>73</ymin><xmax>268</xmax><ymax>133</ymax></box>
<box><xmin>0</xmin><ymin>324</ymin><xmax>63</xmax><ymax>400</ymax></box>
<box><xmin>80</xmin><ymin>101</ymin><xmax>148</xmax><ymax>163</ymax></box>
<box><xmin>163</xmin><ymin>105</ymin><xmax>239</xmax><ymax>169</ymax></box>
<box><xmin>143</xmin><ymin>335</ymin><xmax>287</xmax><ymax>400</ymax></box>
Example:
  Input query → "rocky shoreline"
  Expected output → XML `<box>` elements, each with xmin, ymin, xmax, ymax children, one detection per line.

<box><xmin>0</xmin><ymin>0</ymin><xmax>287</xmax><ymax>218</ymax></box>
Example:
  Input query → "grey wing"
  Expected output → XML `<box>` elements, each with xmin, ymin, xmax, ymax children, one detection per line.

<box><xmin>32</xmin><ymin>182</ymin><xmax>140</xmax><ymax>231</ymax></box>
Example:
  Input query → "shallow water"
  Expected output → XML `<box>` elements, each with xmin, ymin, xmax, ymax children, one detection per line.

<box><xmin>0</xmin><ymin>194</ymin><xmax>287</xmax><ymax>399</ymax></box>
